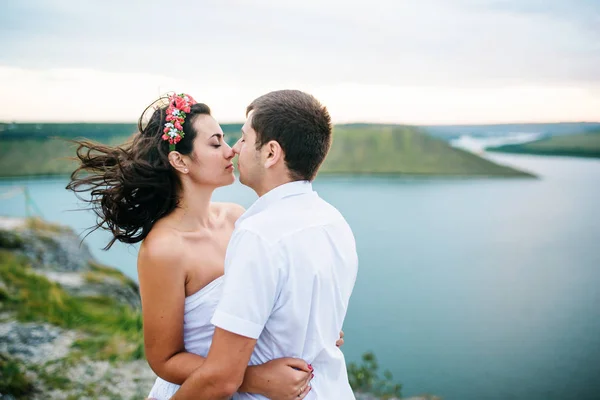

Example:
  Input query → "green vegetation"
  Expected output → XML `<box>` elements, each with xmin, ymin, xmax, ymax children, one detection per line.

<box><xmin>348</xmin><ymin>351</ymin><xmax>403</xmax><ymax>399</ymax></box>
<box><xmin>0</xmin><ymin>354</ymin><xmax>35</xmax><ymax>399</ymax></box>
<box><xmin>0</xmin><ymin>122</ymin><xmax>137</xmax><ymax>140</ymax></box>
<box><xmin>322</xmin><ymin>125</ymin><xmax>533</xmax><ymax>176</ymax></box>
<box><xmin>88</xmin><ymin>260</ymin><xmax>139</xmax><ymax>291</ymax></box>
<box><xmin>0</xmin><ymin>250</ymin><xmax>143</xmax><ymax>361</ymax></box>
<box><xmin>0</xmin><ymin>135</ymin><xmax>131</xmax><ymax>177</ymax></box>
<box><xmin>488</xmin><ymin>130</ymin><xmax>600</xmax><ymax>158</ymax></box>
<box><xmin>0</xmin><ymin>122</ymin><xmax>534</xmax><ymax>177</ymax></box>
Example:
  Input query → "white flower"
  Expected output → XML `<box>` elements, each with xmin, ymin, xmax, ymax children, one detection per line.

<box><xmin>165</xmin><ymin>122</ymin><xmax>174</xmax><ymax>129</ymax></box>
<box><xmin>169</xmin><ymin>129</ymin><xmax>179</xmax><ymax>137</ymax></box>
<box><xmin>171</xmin><ymin>109</ymin><xmax>181</xmax><ymax>116</ymax></box>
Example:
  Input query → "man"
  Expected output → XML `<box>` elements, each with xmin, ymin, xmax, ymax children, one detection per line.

<box><xmin>172</xmin><ymin>90</ymin><xmax>358</xmax><ymax>399</ymax></box>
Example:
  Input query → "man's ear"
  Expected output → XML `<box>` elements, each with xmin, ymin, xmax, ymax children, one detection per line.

<box><xmin>263</xmin><ymin>140</ymin><xmax>283</xmax><ymax>169</ymax></box>
<box><xmin>168</xmin><ymin>151</ymin><xmax>189</xmax><ymax>174</ymax></box>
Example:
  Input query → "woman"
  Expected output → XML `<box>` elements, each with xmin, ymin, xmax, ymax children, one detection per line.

<box><xmin>67</xmin><ymin>93</ymin><xmax>326</xmax><ymax>399</ymax></box>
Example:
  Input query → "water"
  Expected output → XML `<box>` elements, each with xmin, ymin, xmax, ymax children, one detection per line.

<box><xmin>1</xmin><ymin>153</ymin><xmax>599</xmax><ymax>400</ymax></box>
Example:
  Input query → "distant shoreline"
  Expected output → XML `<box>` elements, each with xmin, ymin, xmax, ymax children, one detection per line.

<box><xmin>486</xmin><ymin>131</ymin><xmax>600</xmax><ymax>159</ymax></box>
<box><xmin>0</xmin><ymin>123</ymin><xmax>537</xmax><ymax>178</ymax></box>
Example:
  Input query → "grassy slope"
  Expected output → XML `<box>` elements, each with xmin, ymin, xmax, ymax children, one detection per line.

<box><xmin>487</xmin><ymin>130</ymin><xmax>600</xmax><ymax>158</ymax></box>
<box><xmin>322</xmin><ymin>125</ymin><xmax>533</xmax><ymax>176</ymax></box>
<box><xmin>0</xmin><ymin>136</ymin><xmax>131</xmax><ymax>177</ymax></box>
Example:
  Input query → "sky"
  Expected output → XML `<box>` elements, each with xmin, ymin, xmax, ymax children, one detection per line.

<box><xmin>0</xmin><ymin>0</ymin><xmax>599</xmax><ymax>124</ymax></box>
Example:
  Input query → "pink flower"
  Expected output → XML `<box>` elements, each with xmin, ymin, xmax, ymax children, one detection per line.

<box><xmin>166</xmin><ymin>114</ymin><xmax>184</xmax><ymax>123</ymax></box>
<box><xmin>173</xmin><ymin>96</ymin><xmax>186</xmax><ymax>109</ymax></box>
<box><xmin>162</xmin><ymin>93</ymin><xmax>197</xmax><ymax>149</ymax></box>
<box><xmin>186</xmin><ymin>94</ymin><xmax>197</xmax><ymax>104</ymax></box>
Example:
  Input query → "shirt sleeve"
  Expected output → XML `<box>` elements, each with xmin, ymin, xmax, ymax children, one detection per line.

<box><xmin>211</xmin><ymin>229</ymin><xmax>282</xmax><ymax>339</ymax></box>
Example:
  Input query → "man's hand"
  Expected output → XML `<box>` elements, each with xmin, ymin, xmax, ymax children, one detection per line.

<box><xmin>336</xmin><ymin>330</ymin><xmax>345</xmax><ymax>347</ymax></box>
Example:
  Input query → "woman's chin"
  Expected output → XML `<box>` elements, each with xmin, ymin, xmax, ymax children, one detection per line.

<box><xmin>223</xmin><ymin>173</ymin><xmax>236</xmax><ymax>186</ymax></box>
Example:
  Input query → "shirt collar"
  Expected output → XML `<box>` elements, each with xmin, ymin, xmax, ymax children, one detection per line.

<box><xmin>237</xmin><ymin>180</ymin><xmax>313</xmax><ymax>226</ymax></box>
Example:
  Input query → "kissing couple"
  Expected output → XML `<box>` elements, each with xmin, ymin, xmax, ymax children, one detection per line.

<box><xmin>69</xmin><ymin>89</ymin><xmax>358</xmax><ymax>399</ymax></box>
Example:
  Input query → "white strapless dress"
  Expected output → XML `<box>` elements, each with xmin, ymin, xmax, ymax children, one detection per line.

<box><xmin>147</xmin><ymin>275</ymin><xmax>224</xmax><ymax>400</ymax></box>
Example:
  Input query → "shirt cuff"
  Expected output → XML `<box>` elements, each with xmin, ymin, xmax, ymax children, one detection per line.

<box><xmin>211</xmin><ymin>310</ymin><xmax>264</xmax><ymax>339</ymax></box>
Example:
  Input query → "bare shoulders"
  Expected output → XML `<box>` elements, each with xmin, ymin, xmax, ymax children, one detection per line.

<box><xmin>211</xmin><ymin>202</ymin><xmax>246</xmax><ymax>224</ymax></box>
<box><xmin>138</xmin><ymin>226</ymin><xmax>185</xmax><ymax>269</ymax></box>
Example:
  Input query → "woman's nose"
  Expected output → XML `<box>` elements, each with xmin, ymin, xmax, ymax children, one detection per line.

<box><xmin>224</xmin><ymin>141</ymin><xmax>235</xmax><ymax>159</ymax></box>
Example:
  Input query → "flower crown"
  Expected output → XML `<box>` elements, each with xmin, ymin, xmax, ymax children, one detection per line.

<box><xmin>162</xmin><ymin>93</ymin><xmax>197</xmax><ymax>151</ymax></box>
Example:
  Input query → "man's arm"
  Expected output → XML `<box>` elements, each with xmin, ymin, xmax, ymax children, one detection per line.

<box><xmin>171</xmin><ymin>327</ymin><xmax>257</xmax><ymax>400</ymax></box>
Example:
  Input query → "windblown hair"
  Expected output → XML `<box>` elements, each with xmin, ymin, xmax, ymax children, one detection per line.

<box><xmin>66</xmin><ymin>97</ymin><xmax>211</xmax><ymax>249</ymax></box>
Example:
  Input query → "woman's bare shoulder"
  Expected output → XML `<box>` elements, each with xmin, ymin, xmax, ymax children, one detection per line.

<box><xmin>138</xmin><ymin>226</ymin><xmax>185</xmax><ymax>269</ymax></box>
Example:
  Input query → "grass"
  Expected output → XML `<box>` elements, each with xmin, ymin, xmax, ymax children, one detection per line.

<box><xmin>87</xmin><ymin>261</ymin><xmax>140</xmax><ymax>294</ymax></box>
<box><xmin>0</xmin><ymin>135</ymin><xmax>130</xmax><ymax>177</ymax></box>
<box><xmin>25</xmin><ymin>217</ymin><xmax>71</xmax><ymax>233</ymax></box>
<box><xmin>0</xmin><ymin>250</ymin><xmax>144</xmax><ymax>361</ymax></box>
<box><xmin>322</xmin><ymin>125</ymin><xmax>533</xmax><ymax>176</ymax></box>
<box><xmin>488</xmin><ymin>130</ymin><xmax>600</xmax><ymax>158</ymax></box>
<box><xmin>0</xmin><ymin>229</ymin><xmax>24</xmax><ymax>249</ymax></box>
<box><xmin>0</xmin><ymin>354</ymin><xmax>36</xmax><ymax>399</ymax></box>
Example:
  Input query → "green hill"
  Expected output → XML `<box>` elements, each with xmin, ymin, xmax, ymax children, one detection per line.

<box><xmin>0</xmin><ymin>123</ymin><xmax>534</xmax><ymax>178</ymax></box>
<box><xmin>0</xmin><ymin>136</ymin><xmax>130</xmax><ymax>177</ymax></box>
<box><xmin>321</xmin><ymin>125</ymin><xmax>533</xmax><ymax>177</ymax></box>
<box><xmin>487</xmin><ymin>130</ymin><xmax>600</xmax><ymax>158</ymax></box>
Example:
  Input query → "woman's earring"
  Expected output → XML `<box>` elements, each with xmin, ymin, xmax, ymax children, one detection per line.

<box><xmin>184</xmin><ymin>169</ymin><xmax>189</xmax><ymax>173</ymax></box>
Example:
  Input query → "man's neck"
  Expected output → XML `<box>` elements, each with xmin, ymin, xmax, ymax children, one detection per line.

<box><xmin>255</xmin><ymin>176</ymin><xmax>302</xmax><ymax>197</ymax></box>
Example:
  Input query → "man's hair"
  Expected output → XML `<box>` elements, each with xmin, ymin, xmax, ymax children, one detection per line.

<box><xmin>246</xmin><ymin>90</ymin><xmax>332</xmax><ymax>181</ymax></box>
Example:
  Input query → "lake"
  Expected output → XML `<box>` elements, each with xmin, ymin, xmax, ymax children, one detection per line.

<box><xmin>1</xmin><ymin>153</ymin><xmax>599</xmax><ymax>400</ymax></box>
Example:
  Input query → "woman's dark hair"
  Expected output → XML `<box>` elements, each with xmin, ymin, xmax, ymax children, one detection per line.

<box><xmin>66</xmin><ymin>96</ymin><xmax>211</xmax><ymax>249</ymax></box>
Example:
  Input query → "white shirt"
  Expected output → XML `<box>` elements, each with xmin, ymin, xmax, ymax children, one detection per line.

<box><xmin>211</xmin><ymin>181</ymin><xmax>358</xmax><ymax>400</ymax></box>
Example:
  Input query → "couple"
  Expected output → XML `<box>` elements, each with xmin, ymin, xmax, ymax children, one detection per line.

<box><xmin>68</xmin><ymin>90</ymin><xmax>358</xmax><ymax>399</ymax></box>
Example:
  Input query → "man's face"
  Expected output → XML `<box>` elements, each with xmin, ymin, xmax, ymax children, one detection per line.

<box><xmin>233</xmin><ymin>112</ymin><xmax>264</xmax><ymax>190</ymax></box>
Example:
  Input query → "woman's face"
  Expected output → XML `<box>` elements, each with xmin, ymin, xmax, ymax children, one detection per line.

<box><xmin>186</xmin><ymin>114</ymin><xmax>235</xmax><ymax>187</ymax></box>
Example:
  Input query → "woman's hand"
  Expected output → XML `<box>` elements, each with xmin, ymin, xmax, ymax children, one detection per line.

<box><xmin>336</xmin><ymin>330</ymin><xmax>345</xmax><ymax>347</ymax></box>
<box><xmin>248</xmin><ymin>357</ymin><xmax>314</xmax><ymax>400</ymax></box>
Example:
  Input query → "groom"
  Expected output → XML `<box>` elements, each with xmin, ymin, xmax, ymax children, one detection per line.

<box><xmin>172</xmin><ymin>90</ymin><xmax>358</xmax><ymax>399</ymax></box>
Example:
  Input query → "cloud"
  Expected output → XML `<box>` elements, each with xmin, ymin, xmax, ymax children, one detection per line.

<box><xmin>1</xmin><ymin>65</ymin><xmax>599</xmax><ymax>124</ymax></box>
<box><xmin>0</xmin><ymin>0</ymin><xmax>598</xmax><ymax>122</ymax></box>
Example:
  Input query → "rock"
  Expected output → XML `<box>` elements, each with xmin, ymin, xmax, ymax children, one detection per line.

<box><xmin>0</xmin><ymin>217</ymin><xmax>141</xmax><ymax>310</ymax></box>
<box><xmin>41</xmin><ymin>359</ymin><xmax>156</xmax><ymax>400</ymax></box>
<box><xmin>38</xmin><ymin>271</ymin><xmax>141</xmax><ymax>310</ymax></box>
<box><xmin>0</xmin><ymin>321</ymin><xmax>77</xmax><ymax>365</ymax></box>
<box><xmin>0</xmin><ymin>321</ymin><xmax>157</xmax><ymax>400</ymax></box>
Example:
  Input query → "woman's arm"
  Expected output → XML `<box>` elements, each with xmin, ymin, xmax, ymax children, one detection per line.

<box><xmin>138</xmin><ymin>233</ymin><xmax>204</xmax><ymax>384</ymax></box>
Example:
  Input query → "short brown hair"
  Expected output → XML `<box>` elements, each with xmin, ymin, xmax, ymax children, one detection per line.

<box><xmin>246</xmin><ymin>90</ymin><xmax>332</xmax><ymax>181</ymax></box>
